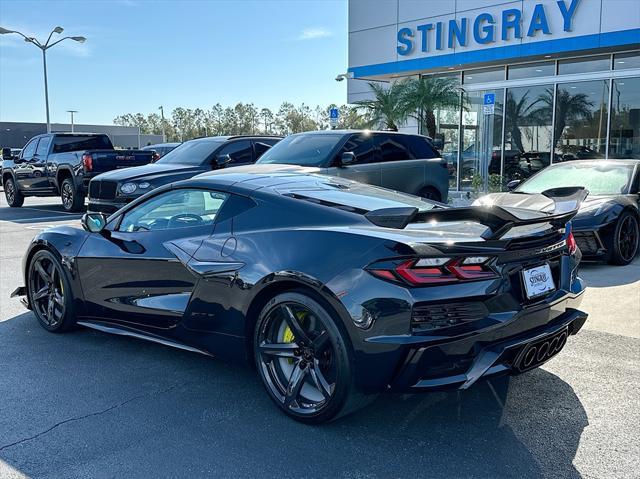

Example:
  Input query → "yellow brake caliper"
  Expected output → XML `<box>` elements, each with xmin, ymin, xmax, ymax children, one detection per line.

<box><xmin>281</xmin><ymin>311</ymin><xmax>308</xmax><ymax>364</ymax></box>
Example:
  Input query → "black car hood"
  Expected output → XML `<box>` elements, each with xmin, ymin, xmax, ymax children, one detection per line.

<box><xmin>94</xmin><ymin>163</ymin><xmax>207</xmax><ymax>182</ymax></box>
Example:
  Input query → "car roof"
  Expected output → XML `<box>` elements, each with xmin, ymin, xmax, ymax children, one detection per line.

<box><xmin>287</xmin><ymin>129</ymin><xmax>431</xmax><ymax>138</ymax></box>
<box><xmin>184</xmin><ymin>135</ymin><xmax>283</xmax><ymax>143</ymax></box>
<box><xmin>549</xmin><ymin>159</ymin><xmax>640</xmax><ymax>166</ymax></box>
<box><xmin>143</xmin><ymin>143</ymin><xmax>181</xmax><ymax>148</ymax></box>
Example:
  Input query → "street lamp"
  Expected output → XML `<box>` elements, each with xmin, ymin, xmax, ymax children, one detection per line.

<box><xmin>66</xmin><ymin>110</ymin><xmax>78</xmax><ymax>132</ymax></box>
<box><xmin>158</xmin><ymin>106</ymin><xmax>166</xmax><ymax>142</ymax></box>
<box><xmin>0</xmin><ymin>26</ymin><xmax>87</xmax><ymax>133</ymax></box>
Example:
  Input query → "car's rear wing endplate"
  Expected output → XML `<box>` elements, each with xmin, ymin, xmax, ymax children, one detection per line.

<box><xmin>365</xmin><ymin>187</ymin><xmax>588</xmax><ymax>240</ymax></box>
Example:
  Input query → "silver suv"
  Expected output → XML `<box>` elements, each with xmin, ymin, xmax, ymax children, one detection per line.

<box><xmin>255</xmin><ymin>130</ymin><xmax>449</xmax><ymax>202</ymax></box>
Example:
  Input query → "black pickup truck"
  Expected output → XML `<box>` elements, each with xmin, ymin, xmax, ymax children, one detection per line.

<box><xmin>2</xmin><ymin>133</ymin><xmax>154</xmax><ymax>211</ymax></box>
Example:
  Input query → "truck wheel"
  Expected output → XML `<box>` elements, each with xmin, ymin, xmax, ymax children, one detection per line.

<box><xmin>4</xmin><ymin>177</ymin><xmax>24</xmax><ymax>207</ymax></box>
<box><xmin>420</xmin><ymin>186</ymin><xmax>441</xmax><ymax>202</ymax></box>
<box><xmin>61</xmin><ymin>178</ymin><xmax>84</xmax><ymax>212</ymax></box>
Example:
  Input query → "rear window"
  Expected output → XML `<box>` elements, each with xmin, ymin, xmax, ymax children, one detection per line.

<box><xmin>52</xmin><ymin>135</ymin><xmax>113</xmax><ymax>153</ymax></box>
<box><xmin>157</xmin><ymin>139</ymin><xmax>225</xmax><ymax>165</ymax></box>
<box><xmin>257</xmin><ymin>134</ymin><xmax>342</xmax><ymax>167</ymax></box>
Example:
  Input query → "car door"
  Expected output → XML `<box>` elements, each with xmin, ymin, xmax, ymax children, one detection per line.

<box><xmin>326</xmin><ymin>133</ymin><xmax>380</xmax><ymax>185</ymax></box>
<box><xmin>76</xmin><ymin>188</ymin><xmax>228</xmax><ymax>329</ymax></box>
<box><xmin>31</xmin><ymin>135</ymin><xmax>53</xmax><ymax>189</ymax></box>
<box><xmin>13</xmin><ymin>137</ymin><xmax>39</xmax><ymax>190</ymax></box>
<box><xmin>376</xmin><ymin>133</ymin><xmax>425</xmax><ymax>195</ymax></box>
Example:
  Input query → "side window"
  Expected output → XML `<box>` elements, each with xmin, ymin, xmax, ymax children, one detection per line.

<box><xmin>254</xmin><ymin>140</ymin><xmax>278</xmax><ymax>159</ymax></box>
<box><xmin>376</xmin><ymin>134</ymin><xmax>414</xmax><ymax>163</ymax></box>
<box><xmin>118</xmin><ymin>189</ymin><xmax>228</xmax><ymax>232</ymax></box>
<box><xmin>36</xmin><ymin>136</ymin><xmax>52</xmax><ymax>156</ymax></box>
<box><xmin>21</xmin><ymin>139</ymin><xmax>39</xmax><ymax>159</ymax></box>
<box><xmin>217</xmin><ymin>140</ymin><xmax>253</xmax><ymax>165</ymax></box>
<box><xmin>404</xmin><ymin>136</ymin><xmax>439</xmax><ymax>159</ymax></box>
<box><xmin>337</xmin><ymin>134</ymin><xmax>375</xmax><ymax>165</ymax></box>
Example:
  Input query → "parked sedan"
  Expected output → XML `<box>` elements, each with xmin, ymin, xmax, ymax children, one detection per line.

<box><xmin>475</xmin><ymin>159</ymin><xmax>640</xmax><ymax>265</ymax></box>
<box><xmin>88</xmin><ymin>135</ymin><xmax>280</xmax><ymax>213</ymax></box>
<box><xmin>13</xmin><ymin>170</ymin><xmax>587</xmax><ymax>423</ymax></box>
<box><xmin>256</xmin><ymin>130</ymin><xmax>449</xmax><ymax>202</ymax></box>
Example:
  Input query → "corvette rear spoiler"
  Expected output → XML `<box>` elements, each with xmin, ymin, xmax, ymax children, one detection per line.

<box><xmin>365</xmin><ymin>187</ymin><xmax>588</xmax><ymax>240</ymax></box>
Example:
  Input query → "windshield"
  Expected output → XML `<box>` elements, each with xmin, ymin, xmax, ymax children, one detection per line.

<box><xmin>157</xmin><ymin>139</ymin><xmax>224</xmax><ymax>165</ymax></box>
<box><xmin>516</xmin><ymin>162</ymin><xmax>636</xmax><ymax>196</ymax></box>
<box><xmin>256</xmin><ymin>134</ymin><xmax>341</xmax><ymax>166</ymax></box>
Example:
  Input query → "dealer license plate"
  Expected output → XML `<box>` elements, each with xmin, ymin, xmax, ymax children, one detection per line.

<box><xmin>522</xmin><ymin>263</ymin><xmax>555</xmax><ymax>299</ymax></box>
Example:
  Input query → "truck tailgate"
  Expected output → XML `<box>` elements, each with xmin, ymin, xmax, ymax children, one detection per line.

<box><xmin>87</xmin><ymin>150</ymin><xmax>153</xmax><ymax>174</ymax></box>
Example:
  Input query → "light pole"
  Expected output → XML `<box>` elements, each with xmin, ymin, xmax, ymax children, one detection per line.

<box><xmin>0</xmin><ymin>26</ymin><xmax>86</xmax><ymax>133</ymax></box>
<box><xmin>66</xmin><ymin>110</ymin><xmax>77</xmax><ymax>132</ymax></box>
<box><xmin>158</xmin><ymin>106</ymin><xmax>166</xmax><ymax>142</ymax></box>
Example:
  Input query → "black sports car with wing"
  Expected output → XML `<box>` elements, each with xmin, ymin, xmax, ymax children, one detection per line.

<box><xmin>12</xmin><ymin>168</ymin><xmax>588</xmax><ymax>423</ymax></box>
<box><xmin>476</xmin><ymin>160</ymin><xmax>640</xmax><ymax>265</ymax></box>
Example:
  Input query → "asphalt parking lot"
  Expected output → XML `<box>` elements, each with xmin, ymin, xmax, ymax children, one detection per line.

<box><xmin>0</xmin><ymin>196</ymin><xmax>638</xmax><ymax>479</ymax></box>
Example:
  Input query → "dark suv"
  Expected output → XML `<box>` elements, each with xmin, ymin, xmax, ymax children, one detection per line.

<box><xmin>88</xmin><ymin>135</ymin><xmax>281</xmax><ymax>213</ymax></box>
<box><xmin>256</xmin><ymin>130</ymin><xmax>449</xmax><ymax>201</ymax></box>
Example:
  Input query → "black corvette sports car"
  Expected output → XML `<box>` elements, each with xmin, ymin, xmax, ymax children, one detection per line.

<box><xmin>476</xmin><ymin>160</ymin><xmax>640</xmax><ymax>265</ymax></box>
<box><xmin>13</xmin><ymin>169</ymin><xmax>588</xmax><ymax>423</ymax></box>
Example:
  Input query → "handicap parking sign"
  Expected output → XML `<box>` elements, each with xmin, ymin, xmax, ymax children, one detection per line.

<box><xmin>483</xmin><ymin>93</ymin><xmax>495</xmax><ymax>115</ymax></box>
<box><xmin>329</xmin><ymin>107</ymin><xmax>339</xmax><ymax>127</ymax></box>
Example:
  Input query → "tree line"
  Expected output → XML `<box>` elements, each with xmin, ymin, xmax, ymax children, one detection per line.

<box><xmin>114</xmin><ymin>102</ymin><xmax>371</xmax><ymax>141</ymax></box>
<box><xmin>113</xmin><ymin>77</ymin><xmax>466</xmax><ymax>142</ymax></box>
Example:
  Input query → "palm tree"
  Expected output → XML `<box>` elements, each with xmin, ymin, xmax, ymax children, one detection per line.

<box><xmin>354</xmin><ymin>81</ymin><xmax>411</xmax><ymax>131</ymax></box>
<box><xmin>531</xmin><ymin>87</ymin><xmax>594</xmax><ymax>150</ymax></box>
<box><xmin>401</xmin><ymin>76</ymin><xmax>463</xmax><ymax>138</ymax></box>
<box><xmin>504</xmin><ymin>90</ymin><xmax>541</xmax><ymax>153</ymax></box>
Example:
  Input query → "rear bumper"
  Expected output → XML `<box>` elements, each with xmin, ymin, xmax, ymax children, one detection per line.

<box><xmin>393</xmin><ymin>306</ymin><xmax>587</xmax><ymax>391</ymax></box>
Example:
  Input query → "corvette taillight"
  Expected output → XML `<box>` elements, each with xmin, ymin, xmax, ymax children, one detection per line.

<box><xmin>369</xmin><ymin>257</ymin><xmax>497</xmax><ymax>286</ymax></box>
<box><xmin>567</xmin><ymin>231</ymin><xmax>577</xmax><ymax>255</ymax></box>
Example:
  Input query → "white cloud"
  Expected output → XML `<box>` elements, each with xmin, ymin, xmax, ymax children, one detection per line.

<box><xmin>297</xmin><ymin>27</ymin><xmax>333</xmax><ymax>40</ymax></box>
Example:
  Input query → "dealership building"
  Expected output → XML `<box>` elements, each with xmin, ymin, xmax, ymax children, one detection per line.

<box><xmin>348</xmin><ymin>0</ymin><xmax>640</xmax><ymax>191</ymax></box>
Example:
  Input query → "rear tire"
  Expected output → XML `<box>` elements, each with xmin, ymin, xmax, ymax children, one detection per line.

<box><xmin>4</xmin><ymin>177</ymin><xmax>24</xmax><ymax>207</ymax></box>
<box><xmin>27</xmin><ymin>249</ymin><xmax>76</xmax><ymax>333</ymax></box>
<box><xmin>607</xmin><ymin>211</ymin><xmax>639</xmax><ymax>266</ymax></box>
<box><xmin>420</xmin><ymin>186</ymin><xmax>442</xmax><ymax>202</ymax></box>
<box><xmin>61</xmin><ymin>178</ymin><xmax>84</xmax><ymax>212</ymax></box>
<box><xmin>253</xmin><ymin>290</ymin><xmax>363</xmax><ymax>424</ymax></box>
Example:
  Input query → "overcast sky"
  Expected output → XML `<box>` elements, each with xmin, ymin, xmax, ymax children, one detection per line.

<box><xmin>0</xmin><ymin>0</ymin><xmax>349</xmax><ymax>125</ymax></box>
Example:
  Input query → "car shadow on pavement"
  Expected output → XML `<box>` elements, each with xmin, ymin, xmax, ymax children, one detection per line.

<box><xmin>579</xmin><ymin>257</ymin><xmax>640</xmax><ymax>288</ymax></box>
<box><xmin>0</xmin><ymin>312</ymin><xmax>587</xmax><ymax>479</ymax></box>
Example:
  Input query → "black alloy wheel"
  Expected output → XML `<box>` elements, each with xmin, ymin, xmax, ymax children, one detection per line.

<box><xmin>254</xmin><ymin>291</ymin><xmax>353</xmax><ymax>423</ymax></box>
<box><xmin>4</xmin><ymin>177</ymin><xmax>24</xmax><ymax>207</ymax></box>
<box><xmin>609</xmin><ymin>211</ymin><xmax>640</xmax><ymax>265</ymax></box>
<box><xmin>61</xmin><ymin>178</ymin><xmax>84</xmax><ymax>212</ymax></box>
<box><xmin>28</xmin><ymin>250</ymin><xmax>75</xmax><ymax>332</ymax></box>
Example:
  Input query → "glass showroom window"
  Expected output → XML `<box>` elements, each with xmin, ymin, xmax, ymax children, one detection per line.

<box><xmin>553</xmin><ymin>80</ymin><xmax>609</xmax><ymax>161</ymax></box>
<box><xmin>508</xmin><ymin>61</ymin><xmax>555</xmax><ymax>80</ymax></box>
<box><xmin>421</xmin><ymin>73</ymin><xmax>462</xmax><ymax>189</ymax></box>
<box><xmin>504</xmin><ymin>85</ymin><xmax>553</xmax><ymax>183</ymax></box>
<box><xmin>460</xmin><ymin>89</ymin><xmax>504</xmax><ymax>191</ymax></box>
<box><xmin>463</xmin><ymin>66</ymin><xmax>505</xmax><ymax>85</ymax></box>
<box><xmin>609</xmin><ymin>77</ymin><xmax>640</xmax><ymax>159</ymax></box>
<box><xmin>558</xmin><ymin>55</ymin><xmax>610</xmax><ymax>75</ymax></box>
<box><xmin>613</xmin><ymin>51</ymin><xmax>640</xmax><ymax>70</ymax></box>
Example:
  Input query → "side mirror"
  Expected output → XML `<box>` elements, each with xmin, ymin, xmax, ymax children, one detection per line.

<box><xmin>431</xmin><ymin>137</ymin><xmax>445</xmax><ymax>151</ymax></box>
<box><xmin>506</xmin><ymin>179</ymin><xmax>521</xmax><ymax>191</ymax></box>
<box><xmin>81</xmin><ymin>213</ymin><xmax>107</xmax><ymax>233</ymax></box>
<box><xmin>1</xmin><ymin>147</ymin><xmax>12</xmax><ymax>159</ymax></box>
<box><xmin>215</xmin><ymin>154</ymin><xmax>232</xmax><ymax>168</ymax></box>
<box><xmin>340</xmin><ymin>151</ymin><xmax>356</xmax><ymax>167</ymax></box>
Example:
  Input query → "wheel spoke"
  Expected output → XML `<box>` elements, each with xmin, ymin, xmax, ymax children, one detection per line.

<box><xmin>284</xmin><ymin>362</ymin><xmax>307</xmax><ymax>408</ymax></box>
<box><xmin>281</xmin><ymin>304</ymin><xmax>311</xmax><ymax>345</ymax></box>
<box><xmin>309</xmin><ymin>361</ymin><xmax>332</xmax><ymax>400</ymax></box>
<box><xmin>34</xmin><ymin>260</ymin><xmax>52</xmax><ymax>284</ymax></box>
<box><xmin>46</xmin><ymin>296</ymin><xmax>55</xmax><ymax>323</ymax></box>
<box><xmin>32</xmin><ymin>286</ymin><xmax>49</xmax><ymax>301</ymax></box>
<box><xmin>312</xmin><ymin>330</ymin><xmax>329</xmax><ymax>352</ymax></box>
<box><xmin>259</xmin><ymin>341</ymin><xmax>299</xmax><ymax>358</ymax></box>
<box><xmin>52</xmin><ymin>292</ymin><xmax>64</xmax><ymax>307</ymax></box>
